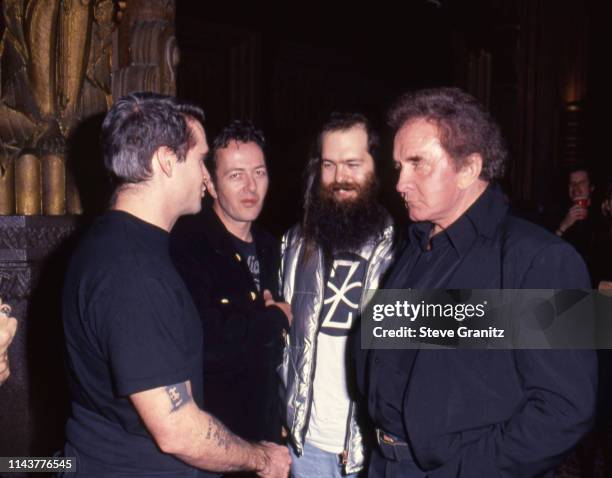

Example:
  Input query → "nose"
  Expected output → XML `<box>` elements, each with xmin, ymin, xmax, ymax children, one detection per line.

<box><xmin>569</xmin><ymin>184</ymin><xmax>579</xmax><ymax>197</ymax></box>
<box><xmin>245</xmin><ymin>173</ymin><xmax>257</xmax><ymax>193</ymax></box>
<box><xmin>334</xmin><ymin>164</ymin><xmax>348</xmax><ymax>183</ymax></box>
<box><xmin>396</xmin><ymin>165</ymin><xmax>412</xmax><ymax>194</ymax></box>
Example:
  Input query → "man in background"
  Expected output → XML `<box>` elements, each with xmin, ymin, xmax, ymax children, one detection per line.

<box><xmin>555</xmin><ymin>167</ymin><xmax>596</xmax><ymax>266</ymax></box>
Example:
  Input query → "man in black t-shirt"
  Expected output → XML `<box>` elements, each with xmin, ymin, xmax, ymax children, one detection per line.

<box><xmin>61</xmin><ymin>93</ymin><xmax>290</xmax><ymax>477</ymax></box>
<box><xmin>170</xmin><ymin>121</ymin><xmax>291</xmax><ymax>445</ymax></box>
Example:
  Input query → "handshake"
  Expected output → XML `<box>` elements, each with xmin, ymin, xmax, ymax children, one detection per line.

<box><xmin>0</xmin><ymin>298</ymin><xmax>17</xmax><ymax>385</ymax></box>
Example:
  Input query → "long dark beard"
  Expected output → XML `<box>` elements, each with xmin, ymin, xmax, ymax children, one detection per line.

<box><xmin>305</xmin><ymin>174</ymin><xmax>387</xmax><ymax>255</ymax></box>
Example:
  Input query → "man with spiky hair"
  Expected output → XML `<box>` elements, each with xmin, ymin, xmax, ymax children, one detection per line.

<box><xmin>356</xmin><ymin>87</ymin><xmax>595</xmax><ymax>477</ymax></box>
<box><xmin>170</xmin><ymin>120</ymin><xmax>291</xmax><ymax>446</ymax></box>
<box><xmin>61</xmin><ymin>95</ymin><xmax>290</xmax><ymax>477</ymax></box>
<box><xmin>279</xmin><ymin>112</ymin><xmax>395</xmax><ymax>477</ymax></box>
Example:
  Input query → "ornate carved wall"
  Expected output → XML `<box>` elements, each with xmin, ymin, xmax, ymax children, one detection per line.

<box><xmin>112</xmin><ymin>0</ymin><xmax>177</xmax><ymax>99</ymax></box>
<box><xmin>0</xmin><ymin>0</ymin><xmax>177</xmax><ymax>462</ymax></box>
<box><xmin>0</xmin><ymin>216</ymin><xmax>77</xmax><ymax>460</ymax></box>
<box><xmin>0</xmin><ymin>0</ymin><xmax>177</xmax><ymax>216</ymax></box>
<box><xmin>0</xmin><ymin>0</ymin><xmax>117</xmax><ymax>215</ymax></box>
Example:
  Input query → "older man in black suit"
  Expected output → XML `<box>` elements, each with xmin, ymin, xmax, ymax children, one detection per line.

<box><xmin>356</xmin><ymin>88</ymin><xmax>596</xmax><ymax>478</ymax></box>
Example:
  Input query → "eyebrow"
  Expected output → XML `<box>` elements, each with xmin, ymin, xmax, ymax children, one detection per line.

<box><xmin>322</xmin><ymin>158</ymin><xmax>364</xmax><ymax>163</ymax></box>
<box><xmin>224</xmin><ymin>165</ymin><xmax>267</xmax><ymax>174</ymax></box>
<box><xmin>396</xmin><ymin>155</ymin><xmax>423</xmax><ymax>162</ymax></box>
<box><xmin>224</xmin><ymin>168</ymin><xmax>245</xmax><ymax>174</ymax></box>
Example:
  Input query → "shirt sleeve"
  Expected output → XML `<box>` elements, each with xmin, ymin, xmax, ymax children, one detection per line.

<box><xmin>95</xmin><ymin>265</ymin><xmax>193</xmax><ymax>397</ymax></box>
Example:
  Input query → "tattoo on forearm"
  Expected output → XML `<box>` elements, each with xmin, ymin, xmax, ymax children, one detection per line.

<box><xmin>164</xmin><ymin>382</ymin><xmax>192</xmax><ymax>412</ymax></box>
<box><xmin>204</xmin><ymin>415</ymin><xmax>242</xmax><ymax>451</ymax></box>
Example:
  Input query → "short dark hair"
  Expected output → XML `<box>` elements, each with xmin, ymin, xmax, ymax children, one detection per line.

<box><xmin>388</xmin><ymin>88</ymin><xmax>507</xmax><ymax>181</ymax></box>
<box><xmin>101</xmin><ymin>92</ymin><xmax>205</xmax><ymax>185</ymax></box>
<box><xmin>206</xmin><ymin>120</ymin><xmax>265</xmax><ymax>182</ymax></box>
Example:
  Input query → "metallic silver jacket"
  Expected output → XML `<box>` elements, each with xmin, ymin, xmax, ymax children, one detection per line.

<box><xmin>278</xmin><ymin>221</ymin><xmax>395</xmax><ymax>474</ymax></box>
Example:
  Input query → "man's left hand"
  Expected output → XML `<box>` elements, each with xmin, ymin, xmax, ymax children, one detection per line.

<box><xmin>263</xmin><ymin>290</ymin><xmax>292</xmax><ymax>326</ymax></box>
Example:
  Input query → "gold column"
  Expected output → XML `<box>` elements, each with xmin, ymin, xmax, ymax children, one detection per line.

<box><xmin>25</xmin><ymin>0</ymin><xmax>61</xmax><ymax>119</ymax></box>
<box><xmin>15</xmin><ymin>153</ymin><xmax>42</xmax><ymax>215</ymax></box>
<box><xmin>0</xmin><ymin>157</ymin><xmax>15</xmax><ymax>214</ymax></box>
<box><xmin>2</xmin><ymin>0</ymin><xmax>120</xmax><ymax>216</ymax></box>
<box><xmin>57</xmin><ymin>0</ymin><xmax>94</xmax><ymax>121</ymax></box>
<box><xmin>42</xmin><ymin>154</ymin><xmax>66</xmax><ymax>215</ymax></box>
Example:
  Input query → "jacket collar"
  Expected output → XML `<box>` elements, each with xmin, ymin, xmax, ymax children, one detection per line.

<box><xmin>200</xmin><ymin>204</ymin><xmax>269</xmax><ymax>256</ymax></box>
<box><xmin>410</xmin><ymin>183</ymin><xmax>508</xmax><ymax>256</ymax></box>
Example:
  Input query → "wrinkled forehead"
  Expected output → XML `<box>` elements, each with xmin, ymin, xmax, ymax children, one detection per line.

<box><xmin>393</xmin><ymin>118</ymin><xmax>444</xmax><ymax>159</ymax></box>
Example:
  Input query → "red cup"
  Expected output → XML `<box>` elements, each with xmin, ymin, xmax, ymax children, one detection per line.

<box><xmin>573</xmin><ymin>198</ymin><xmax>589</xmax><ymax>208</ymax></box>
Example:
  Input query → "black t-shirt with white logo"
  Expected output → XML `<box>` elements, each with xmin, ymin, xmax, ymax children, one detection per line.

<box><xmin>232</xmin><ymin>236</ymin><xmax>261</xmax><ymax>291</ymax></box>
<box><xmin>319</xmin><ymin>252</ymin><xmax>367</xmax><ymax>337</ymax></box>
<box><xmin>306</xmin><ymin>251</ymin><xmax>368</xmax><ymax>451</ymax></box>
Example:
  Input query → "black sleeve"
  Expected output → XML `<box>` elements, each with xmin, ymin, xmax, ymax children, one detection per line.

<box><xmin>249</xmin><ymin>304</ymin><xmax>289</xmax><ymax>345</ymax></box>
<box><xmin>258</xmin><ymin>231</ymin><xmax>284</xmax><ymax>301</ymax></box>
<box><xmin>427</xmin><ymin>242</ymin><xmax>597</xmax><ymax>478</ymax></box>
<box><xmin>171</xmin><ymin>246</ymin><xmax>287</xmax><ymax>368</ymax></box>
<box><xmin>97</xmin><ymin>268</ymin><xmax>192</xmax><ymax>396</ymax></box>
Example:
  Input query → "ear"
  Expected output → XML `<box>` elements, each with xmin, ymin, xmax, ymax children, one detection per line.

<box><xmin>457</xmin><ymin>153</ymin><xmax>483</xmax><ymax>190</ymax></box>
<box><xmin>206</xmin><ymin>176</ymin><xmax>218</xmax><ymax>199</ymax></box>
<box><xmin>153</xmin><ymin>147</ymin><xmax>175</xmax><ymax>178</ymax></box>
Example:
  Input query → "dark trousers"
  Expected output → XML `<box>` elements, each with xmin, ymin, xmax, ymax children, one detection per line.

<box><xmin>368</xmin><ymin>445</ymin><xmax>427</xmax><ymax>478</ymax></box>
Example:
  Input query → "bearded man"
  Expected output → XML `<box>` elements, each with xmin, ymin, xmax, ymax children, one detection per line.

<box><xmin>279</xmin><ymin>112</ymin><xmax>395</xmax><ymax>477</ymax></box>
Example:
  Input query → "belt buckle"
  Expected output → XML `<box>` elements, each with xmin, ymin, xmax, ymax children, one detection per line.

<box><xmin>376</xmin><ymin>428</ymin><xmax>396</xmax><ymax>445</ymax></box>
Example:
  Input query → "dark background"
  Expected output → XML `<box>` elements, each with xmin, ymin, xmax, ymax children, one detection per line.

<box><xmin>175</xmin><ymin>0</ymin><xmax>611</xmax><ymax>235</ymax></box>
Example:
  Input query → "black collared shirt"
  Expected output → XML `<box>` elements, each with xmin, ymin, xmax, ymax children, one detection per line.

<box><xmin>367</xmin><ymin>185</ymin><xmax>500</xmax><ymax>439</ymax></box>
<box><xmin>357</xmin><ymin>184</ymin><xmax>594</xmax><ymax>475</ymax></box>
<box><xmin>364</xmin><ymin>182</ymin><xmax>592</xmax><ymax>442</ymax></box>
